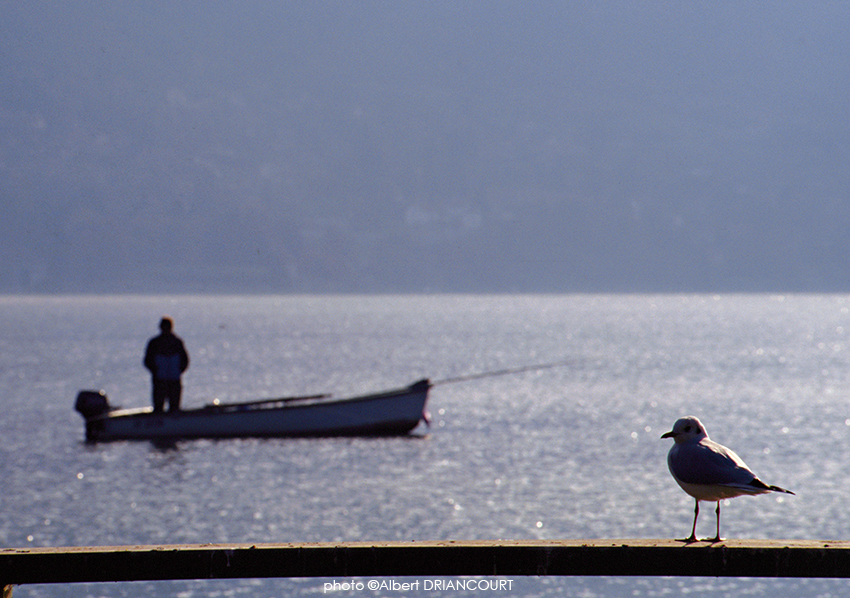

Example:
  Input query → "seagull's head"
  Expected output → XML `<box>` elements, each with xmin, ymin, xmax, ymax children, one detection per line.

<box><xmin>661</xmin><ymin>416</ymin><xmax>708</xmax><ymax>443</ymax></box>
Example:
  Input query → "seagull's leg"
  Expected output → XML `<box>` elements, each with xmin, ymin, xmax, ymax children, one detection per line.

<box><xmin>709</xmin><ymin>501</ymin><xmax>722</xmax><ymax>542</ymax></box>
<box><xmin>685</xmin><ymin>498</ymin><xmax>699</xmax><ymax>542</ymax></box>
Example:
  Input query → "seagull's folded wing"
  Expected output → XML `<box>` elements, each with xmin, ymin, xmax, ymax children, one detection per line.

<box><xmin>670</xmin><ymin>439</ymin><xmax>759</xmax><ymax>490</ymax></box>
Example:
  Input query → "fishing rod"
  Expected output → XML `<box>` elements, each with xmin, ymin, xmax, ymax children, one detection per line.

<box><xmin>204</xmin><ymin>393</ymin><xmax>330</xmax><ymax>410</ymax></box>
<box><xmin>205</xmin><ymin>360</ymin><xmax>575</xmax><ymax>409</ymax></box>
<box><xmin>431</xmin><ymin>359</ymin><xmax>573</xmax><ymax>386</ymax></box>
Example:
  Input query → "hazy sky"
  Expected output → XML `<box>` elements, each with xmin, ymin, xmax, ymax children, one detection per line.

<box><xmin>3</xmin><ymin>2</ymin><xmax>850</xmax><ymax>293</ymax></box>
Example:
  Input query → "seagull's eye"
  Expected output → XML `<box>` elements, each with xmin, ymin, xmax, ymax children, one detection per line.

<box><xmin>683</xmin><ymin>425</ymin><xmax>691</xmax><ymax>432</ymax></box>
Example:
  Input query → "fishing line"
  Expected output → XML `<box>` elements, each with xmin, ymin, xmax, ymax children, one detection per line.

<box><xmin>431</xmin><ymin>359</ymin><xmax>573</xmax><ymax>386</ymax></box>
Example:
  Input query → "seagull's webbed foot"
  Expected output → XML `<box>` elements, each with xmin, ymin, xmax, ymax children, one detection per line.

<box><xmin>678</xmin><ymin>535</ymin><xmax>722</xmax><ymax>543</ymax></box>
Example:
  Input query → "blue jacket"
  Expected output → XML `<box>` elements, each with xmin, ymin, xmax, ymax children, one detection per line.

<box><xmin>143</xmin><ymin>332</ymin><xmax>189</xmax><ymax>380</ymax></box>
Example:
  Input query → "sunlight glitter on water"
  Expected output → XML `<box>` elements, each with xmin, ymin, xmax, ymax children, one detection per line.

<box><xmin>3</xmin><ymin>294</ymin><xmax>850</xmax><ymax>596</ymax></box>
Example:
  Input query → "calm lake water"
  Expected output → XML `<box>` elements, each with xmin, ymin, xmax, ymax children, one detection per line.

<box><xmin>2</xmin><ymin>294</ymin><xmax>849</xmax><ymax>597</ymax></box>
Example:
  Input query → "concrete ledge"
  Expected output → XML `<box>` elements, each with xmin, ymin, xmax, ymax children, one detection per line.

<box><xmin>3</xmin><ymin>539</ymin><xmax>850</xmax><ymax>586</ymax></box>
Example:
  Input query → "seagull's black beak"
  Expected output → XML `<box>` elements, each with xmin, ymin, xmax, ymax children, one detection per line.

<box><xmin>661</xmin><ymin>430</ymin><xmax>677</xmax><ymax>439</ymax></box>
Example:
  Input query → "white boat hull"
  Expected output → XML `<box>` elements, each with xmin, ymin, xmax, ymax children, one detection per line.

<box><xmin>78</xmin><ymin>380</ymin><xmax>431</xmax><ymax>442</ymax></box>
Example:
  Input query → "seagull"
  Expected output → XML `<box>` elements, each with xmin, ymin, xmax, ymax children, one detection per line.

<box><xmin>661</xmin><ymin>416</ymin><xmax>794</xmax><ymax>543</ymax></box>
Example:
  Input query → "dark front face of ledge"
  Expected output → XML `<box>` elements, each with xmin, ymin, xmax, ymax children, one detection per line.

<box><xmin>3</xmin><ymin>540</ymin><xmax>850</xmax><ymax>585</ymax></box>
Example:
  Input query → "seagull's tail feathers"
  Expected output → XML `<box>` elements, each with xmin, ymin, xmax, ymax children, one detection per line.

<box><xmin>751</xmin><ymin>477</ymin><xmax>795</xmax><ymax>495</ymax></box>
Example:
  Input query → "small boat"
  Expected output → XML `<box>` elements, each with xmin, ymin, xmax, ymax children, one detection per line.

<box><xmin>74</xmin><ymin>379</ymin><xmax>431</xmax><ymax>442</ymax></box>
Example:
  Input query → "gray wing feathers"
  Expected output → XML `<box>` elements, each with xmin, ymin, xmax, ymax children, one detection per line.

<box><xmin>669</xmin><ymin>440</ymin><xmax>758</xmax><ymax>488</ymax></box>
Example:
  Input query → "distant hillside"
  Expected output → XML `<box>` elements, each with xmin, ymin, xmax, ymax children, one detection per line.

<box><xmin>3</xmin><ymin>2</ymin><xmax>850</xmax><ymax>293</ymax></box>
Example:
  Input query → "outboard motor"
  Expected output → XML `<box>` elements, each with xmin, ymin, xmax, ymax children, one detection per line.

<box><xmin>75</xmin><ymin>390</ymin><xmax>110</xmax><ymax>419</ymax></box>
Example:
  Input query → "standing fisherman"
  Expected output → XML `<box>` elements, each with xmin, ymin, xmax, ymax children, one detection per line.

<box><xmin>143</xmin><ymin>317</ymin><xmax>190</xmax><ymax>413</ymax></box>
